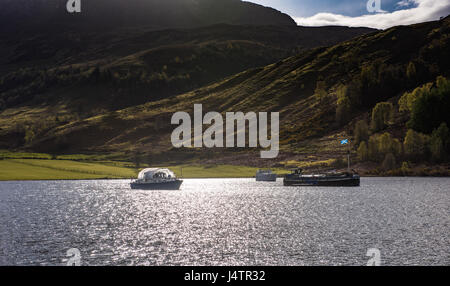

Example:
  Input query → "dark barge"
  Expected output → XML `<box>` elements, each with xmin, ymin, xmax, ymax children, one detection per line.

<box><xmin>283</xmin><ymin>169</ymin><xmax>360</xmax><ymax>187</ymax></box>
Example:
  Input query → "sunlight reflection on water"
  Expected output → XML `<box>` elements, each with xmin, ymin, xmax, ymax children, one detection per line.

<box><xmin>0</xmin><ymin>177</ymin><xmax>448</xmax><ymax>265</ymax></box>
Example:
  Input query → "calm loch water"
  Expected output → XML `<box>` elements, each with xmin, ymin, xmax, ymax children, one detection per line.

<box><xmin>0</xmin><ymin>177</ymin><xmax>448</xmax><ymax>266</ymax></box>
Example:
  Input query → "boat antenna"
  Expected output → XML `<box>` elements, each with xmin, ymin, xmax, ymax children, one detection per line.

<box><xmin>347</xmin><ymin>149</ymin><xmax>351</xmax><ymax>173</ymax></box>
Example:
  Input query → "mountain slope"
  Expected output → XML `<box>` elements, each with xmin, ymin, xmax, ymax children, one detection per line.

<box><xmin>9</xmin><ymin>17</ymin><xmax>448</xmax><ymax>169</ymax></box>
<box><xmin>0</xmin><ymin>0</ymin><xmax>296</xmax><ymax>34</ymax></box>
<box><xmin>0</xmin><ymin>24</ymin><xmax>375</xmax><ymax>114</ymax></box>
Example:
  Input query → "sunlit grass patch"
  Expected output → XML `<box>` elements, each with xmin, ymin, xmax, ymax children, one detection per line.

<box><xmin>0</xmin><ymin>152</ymin><xmax>292</xmax><ymax>180</ymax></box>
<box><xmin>167</xmin><ymin>164</ymin><xmax>289</xmax><ymax>178</ymax></box>
<box><xmin>10</xmin><ymin>159</ymin><xmax>137</xmax><ymax>178</ymax></box>
<box><xmin>280</xmin><ymin>159</ymin><xmax>336</xmax><ymax>169</ymax></box>
<box><xmin>0</xmin><ymin>150</ymin><xmax>52</xmax><ymax>160</ymax></box>
<box><xmin>0</xmin><ymin>160</ymin><xmax>105</xmax><ymax>180</ymax></box>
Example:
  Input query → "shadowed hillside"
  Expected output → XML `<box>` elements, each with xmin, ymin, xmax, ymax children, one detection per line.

<box><xmin>0</xmin><ymin>0</ymin><xmax>296</xmax><ymax>33</ymax></box>
<box><xmin>1</xmin><ymin>17</ymin><xmax>447</xmax><ymax>175</ymax></box>
<box><xmin>1</xmin><ymin>4</ymin><xmax>449</xmax><ymax>174</ymax></box>
<box><xmin>0</xmin><ymin>24</ymin><xmax>374</xmax><ymax>113</ymax></box>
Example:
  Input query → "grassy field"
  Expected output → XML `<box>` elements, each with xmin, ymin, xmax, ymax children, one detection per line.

<box><xmin>1</xmin><ymin>152</ymin><xmax>447</xmax><ymax>180</ymax></box>
<box><xmin>0</xmin><ymin>159</ymin><xmax>137</xmax><ymax>180</ymax></box>
<box><xmin>168</xmin><ymin>164</ymin><xmax>290</xmax><ymax>178</ymax></box>
<box><xmin>0</xmin><ymin>152</ymin><xmax>290</xmax><ymax>180</ymax></box>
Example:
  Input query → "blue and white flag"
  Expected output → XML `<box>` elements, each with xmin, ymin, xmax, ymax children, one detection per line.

<box><xmin>340</xmin><ymin>139</ymin><xmax>349</xmax><ymax>145</ymax></box>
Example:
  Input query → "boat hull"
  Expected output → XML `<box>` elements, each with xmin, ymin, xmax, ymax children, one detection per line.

<box><xmin>130</xmin><ymin>180</ymin><xmax>183</xmax><ymax>190</ymax></box>
<box><xmin>256</xmin><ymin>174</ymin><xmax>277</xmax><ymax>182</ymax></box>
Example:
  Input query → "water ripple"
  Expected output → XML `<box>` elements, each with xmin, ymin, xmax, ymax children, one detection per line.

<box><xmin>0</xmin><ymin>177</ymin><xmax>448</xmax><ymax>266</ymax></box>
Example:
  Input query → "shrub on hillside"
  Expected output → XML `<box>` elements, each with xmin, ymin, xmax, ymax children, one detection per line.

<box><xmin>430</xmin><ymin>122</ymin><xmax>449</xmax><ymax>161</ymax></box>
<box><xmin>336</xmin><ymin>86</ymin><xmax>352</xmax><ymax>125</ymax></box>
<box><xmin>365</xmin><ymin>132</ymin><xmax>402</xmax><ymax>162</ymax></box>
<box><xmin>382</xmin><ymin>153</ymin><xmax>396</xmax><ymax>171</ymax></box>
<box><xmin>357</xmin><ymin>141</ymin><xmax>368</xmax><ymax>161</ymax></box>
<box><xmin>314</xmin><ymin>81</ymin><xmax>329</xmax><ymax>103</ymax></box>
<box><xmin>407</xmin><ymin>76</ymin><xmax>450</xmax><ymax>133</ymax></box>
<box><xmin>378</xmin><ymin>132</ymin><xmax>402</xmax><ymax>156</ymax></box>
<box><xmin>371</xmin><ymin>102</ymin><xmax>393</xmax><ymax>132</ymax></box>
<box><xmin>368</xmin><ymin>135</ymin><xmax>380</xmax><ymax>162</ymax></box>
<box><xmin>398</xmin><ymin>82</ymin><xmax>432</xmax><ymax>113</ymax></box>
<box><xmin>406</xmin><ymin>61</ymin><xmax>417</xmax><ymax>82</ymax></box>
<box><xmin>354</xmin><ymin>119</ymin><xmax>369</xmax><ymax>145</ymax></box>
<box><xmin>403</xmin><ymin>129</ymin><xmax>430</xmax><ymax>160</ymax></box>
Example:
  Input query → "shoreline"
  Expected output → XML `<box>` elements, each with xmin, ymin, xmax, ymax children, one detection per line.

<box><xmin>1</xmin><ymin>155</ymin><xmax>449</xmax><ymax>181</ymax></box>
<box><xmin>1</xmin><ymin>175</ymin><xmax>450</xmax><ymax>182</ymax></box>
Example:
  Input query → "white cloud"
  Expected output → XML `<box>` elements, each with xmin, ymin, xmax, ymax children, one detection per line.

<box><xmin>294</xmin><ymin>0</ymin><xmax>450</xmax><ymax>29</ymax></box>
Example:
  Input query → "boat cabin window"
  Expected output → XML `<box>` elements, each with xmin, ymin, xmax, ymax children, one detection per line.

<box><xmin>154</xmin><ymin>172</ymin><xmax>167</xmax><ymax>178</ymax></box>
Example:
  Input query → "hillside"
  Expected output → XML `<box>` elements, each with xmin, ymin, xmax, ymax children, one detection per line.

<box><xmin>0</xmin><ymin>0</ymin><xmax>296</xmax><ymax>34</ymax></box>
<box><xmin>0</xmin><ymin>24</ymin><xmax>374</xmax><ymax>115</ymax></box>
<box><xmin>1</xmin><ymin>15</ymin><xmax>449</xmax><ymax>175</ymax></box>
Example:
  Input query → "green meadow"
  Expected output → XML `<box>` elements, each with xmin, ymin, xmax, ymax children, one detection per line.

<box><xmin>0</xmin><ymin>151</ymin><xmax>290</xmax><ymax>180</ymax></box>
<box><xmin>169</xmin><ymin>164</ymin><xmax>289</xmax><ymax>178</ymax></box>
<box><xmin>0</xmin><ymin>159</ymin><xmax>136</xmax><ymax>180</ymax></box>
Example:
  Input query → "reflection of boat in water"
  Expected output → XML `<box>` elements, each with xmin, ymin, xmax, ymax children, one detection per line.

<box><xmin>130</xmin><ymin>168</ymin><xmax>183</xmax><ymax>190</ymax></box>
<box><xmin>284</xmin><ymin>169</ymin><xmax>360</xmax><ymax>187</ymax></box>
<box><xmin>255</xmin><ymin>169</ymin><xmax>277</xmax><ymax>181</ymax></box>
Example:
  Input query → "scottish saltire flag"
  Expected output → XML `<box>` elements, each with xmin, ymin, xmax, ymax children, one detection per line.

<box><xmin>340</xmin><ymin>139</ymin><xmax>349</xmax><ymax>145</ymax></box>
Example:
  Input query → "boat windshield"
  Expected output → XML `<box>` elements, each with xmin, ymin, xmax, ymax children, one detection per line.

<box><xmin>137</xmin><ymin>168</ymin><xmax>176</xmax><ymax>180</ymax></box>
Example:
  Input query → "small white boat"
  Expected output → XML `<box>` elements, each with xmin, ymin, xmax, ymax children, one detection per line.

<box><xmin>130</xmin><ymin>168</ymin><xmax>183</xmax><ymax>190</ymax></box>
<box><xmin>255</xmin><ymin>169</ymin><xmax>277</xmax><ymax>182</ymax></box>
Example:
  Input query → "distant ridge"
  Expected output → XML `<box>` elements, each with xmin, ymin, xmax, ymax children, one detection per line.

<box><xmin>0</xmin><ymin>0</ymin><xmax>296</xmax><ymax>33</ymax></box>
<box><xmin>4</xmin><ymin>17</ymin><xmax>445</xmax><ymax>161</ymax></box>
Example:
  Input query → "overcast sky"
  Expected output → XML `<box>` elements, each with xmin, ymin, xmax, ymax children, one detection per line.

<box><xmin>248</xmin><ymin>0</ymin><xmax>450</xmax><ymax>29</ymax></box>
